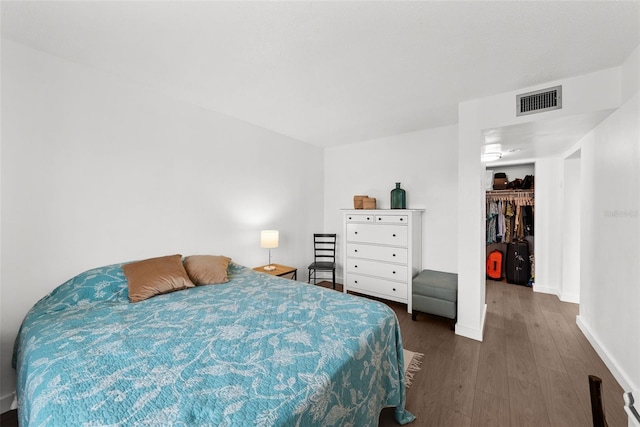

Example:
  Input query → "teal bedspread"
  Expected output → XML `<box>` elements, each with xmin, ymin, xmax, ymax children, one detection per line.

<box><xmin>13</xmin><ymin>262</ymin><xmax>414</xmax><ymax>426</ymax></box>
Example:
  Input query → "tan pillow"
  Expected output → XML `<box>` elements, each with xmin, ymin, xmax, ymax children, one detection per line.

<box><xmin>183</xmin><ymin>255</ymin><xmax>231</xmax><ymax>285</ymax></box>
<box><xmin>123</xmin><ymin>254</ymin><xmax>195</xmax><ymax>303</ymax></box>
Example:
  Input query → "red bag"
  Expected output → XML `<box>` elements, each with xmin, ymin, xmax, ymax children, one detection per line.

<box><xmin>486</xmin><ymin>250</ymin><xmax>503</xmax><ymax>280</ymax></box>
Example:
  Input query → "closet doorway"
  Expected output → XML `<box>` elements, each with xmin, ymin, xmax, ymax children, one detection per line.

<box><xmin>486</xmin><ymin>163</ymin><xmax>535</xmax><ymax>288</ymax></box>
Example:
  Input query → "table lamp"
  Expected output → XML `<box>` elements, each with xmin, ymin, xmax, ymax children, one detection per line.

<box><xmin>261</xmin><ymin>230</ymin><xmax>279</xmax><ymax>271</ymax></box>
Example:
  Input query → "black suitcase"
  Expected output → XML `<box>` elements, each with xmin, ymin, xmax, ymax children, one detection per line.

<box><xmin>506</xmin><ymin>240</ymin><xmax>531</xmax><ymax>285</ymax></box>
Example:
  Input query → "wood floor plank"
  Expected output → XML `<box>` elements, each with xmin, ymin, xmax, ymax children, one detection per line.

<box><xmin>502</xmin><ymin>285</ymin><xmax>526</xmax><ymax>324</ymax></box>
<box><xmin>437</xmin><ymin>336</ymin><xmax>481</xmax><ymax>417</ymax></box>
<box><xmin>542</xmin><ymin>310</ymin><xmax>589</xmax><ymax>363</ymax></box>
<box><xmin>560</xmin><ymin>354</ymin><xmax>598</xmax><ymax>423</ymax></box>
<box><xmin>525</xmin><ymin>316</ymin><xmax>567</xmax><ymax>373</ymax></box>
<box><xmin>406</xmin><ymin>330</ymin><xmax>455</xmax><ymax>412</ymax></box>
<box><xmin>484</xmin><ymin>279</ymin><xmax>506</xmax><ymax>330</ymax></box>
<box><xmin>534</xmin><ymin>291</ymin><xmax>562</xmax><ymax>314</ymax></box>
<box><xmin>505</xmin><ymin>320</ymin><xmax>540</xmax><ymax>386</ymax></box>
<box><xmin>537</xmin><ymin>366</ymin><xmax>591</xmax><ymax>427</ymax></box>
<box><xmin>471</xmin><ymin>389</ymin><xmax>510</xmax><ymax>427</ymax></box>
<box><xmin>516</xmin><ymin>286</ymin><xmax>542</xmax><ymax>326</ymax></box>
<box><xmin>475</xmin><ymin>325</ymin><xmax>509</xmax><ymax>399</ymax></box>
<box><xmin>508</xmin><ymin>376</ymin><xmax>552</xmax><ymax>427</ymax></box>
<box><xmin>428</xmin><ymin>404</ymin><xmax>473</xmax><ymax>427</ymax></box>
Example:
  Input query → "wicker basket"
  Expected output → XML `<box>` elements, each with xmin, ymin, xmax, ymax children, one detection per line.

<box><xmin>362</xmin><ymin>197</ymin><xmax>376</xmax><ymax>209</ymax></box>
<box><xmin>353</xmin><ymin>195</ymin><xmax>368</xmax><ymax>209</ymax></box>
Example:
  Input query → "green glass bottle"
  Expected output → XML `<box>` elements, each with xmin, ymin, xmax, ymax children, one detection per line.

<box><xmin>390</xmin><ymin>182</ymin><xmax>406</xmax><ymax>209</ymax></box>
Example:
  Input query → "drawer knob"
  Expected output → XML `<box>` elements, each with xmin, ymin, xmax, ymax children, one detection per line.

<box><xmin>393</xmin><ymin>288</ymin><xmax>396</xmax><ymax>291</ymax></box>
<box><xmin>355</xmin><ymin>231</ymin><xmax>358</xmax><ymax>235</ymax></box>
<box><xmin>378</xmin><ymin>217</ymin><xmax>382</xmax><ymax>221</ymax></box>
<box><xmin>354</xmin><ymin>249</ymin><xmax>358</xmax><ymax>252</ymax></box>
<box><xmin>355</xmin><ymin>280</ymin><xmax>358</xmax><ymax>284</ymax></box>
<box><xmin>392</xmin><ymin>234</ymin><xmax>396</xmax><ymax>237</ymax></box>
<box><xmin>392</xmin><ymin>254</ymin><xmax>396</xmax><ymax>257</ymax></box>
<box><xmin>348</xmin><ymin>216</ymin><xmax>352</xmax><ymax>220</ymax></box>
<box><xmin>367</xmin><ymin>217</ymin><xmax>370</xmax><ymax>220</ymax></box>
<box><xmin>355</xmin><ymin>265</ymin><xmax>358</xmax><ymax>268</ymax></box>
<box><xmin>392</xmin><ymin>271</ymin><xmax>396</xmax><ymax>274</ymax></box>
<box><xmin>400</xmin><ymin>218</ymin><xmax>404</xmax><ymax>221</ymax></box>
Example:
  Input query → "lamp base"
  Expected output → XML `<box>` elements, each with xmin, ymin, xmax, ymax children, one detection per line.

<box><xmin>264</xmin><ymin>265</ymin><xmax>276</xmax><ymax>271</ymax></box>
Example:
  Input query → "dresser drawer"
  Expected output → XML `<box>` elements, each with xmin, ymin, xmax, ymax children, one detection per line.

<box><xmin>346</xmin><ymin>243</ymin><xmax>408</xmax><ymax>264</ymax></box>
<box><xmin>347</xmin><ymin>274</ymin><xmax>407</xmax><ymax>300</ymax></box>
<box><xmin>346</xmin><ymin>224</ymin><xmax>408</xmax><ymax>246</ymax></box>
<box><xmin>346</xmin><ymin>258</ymin><xmax>407</xmax><ymax>282</ymax></box>
<box><xmin>375</xmin><ymin>214</ymin><xmax>409</xmax><ymax>224</ymax></box>
<box><xmin>345</xmin><ymin>214</ymin><xmax>374</xmax><ymax>223</ymax></box>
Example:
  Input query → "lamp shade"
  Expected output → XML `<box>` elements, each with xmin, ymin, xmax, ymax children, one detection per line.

<box><xmin>260</xmin><ymin>230</ymin><xmax>279</xmax><ymax>249</ymax></box>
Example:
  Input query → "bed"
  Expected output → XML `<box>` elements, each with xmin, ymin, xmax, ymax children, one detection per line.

<box><xmin>12</xmin><ymin>259</ymin><xmax>415</xmax><ymax>426</ymax></box>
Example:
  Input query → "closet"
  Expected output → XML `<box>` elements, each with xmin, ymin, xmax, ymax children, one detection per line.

<box><xmin>486</xmin><ymin>165</ymin><xmax>535</xmax><ymax>285</ymax></box>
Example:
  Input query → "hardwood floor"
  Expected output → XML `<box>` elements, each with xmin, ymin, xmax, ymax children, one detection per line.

<box><xmin>1</xmin><ymin>279</ymin><xmax>626</xmax><ymax>426</ymax></box>
<box><xmin>373</xmin><ymin>279</ymin><xmax>627</xmax><ymax>427</ymax></box>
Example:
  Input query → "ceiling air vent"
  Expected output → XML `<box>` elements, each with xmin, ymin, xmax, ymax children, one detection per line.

<box><xmin>516</xmin><ymin>85</ymin><xmax>562</xmax><ymax>116</ymax></box>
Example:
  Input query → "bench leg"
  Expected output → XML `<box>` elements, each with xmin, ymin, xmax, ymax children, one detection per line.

<box><xmin>411</xmin><ymin>312</ymin><xmax>417</xmax><ymax>321</ymax></box>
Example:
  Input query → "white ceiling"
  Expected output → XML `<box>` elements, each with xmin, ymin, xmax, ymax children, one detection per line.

<box><xmin>483</xmin><ymin>109</ymin><xmax>616</xmax><ymax>165</ymax></box>
<box><xmin>2</xmin><ymin>1</ymin><xmax>639</xmax><ymax>150</ymax></box>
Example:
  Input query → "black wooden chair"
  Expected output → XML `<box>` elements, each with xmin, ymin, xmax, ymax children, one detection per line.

<box><xmin>308</xmin><ymin>234</ymin><xmax>337</xmax><ymax>289</ymax></box>
<box><xmin>589</xmin><ymin>375</ymin><xmax>608</xmax><ymax>427</ymax></box>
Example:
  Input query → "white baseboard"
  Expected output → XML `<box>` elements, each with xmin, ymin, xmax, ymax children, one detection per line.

<box><xmin>1</xmin><ymin>391</ymin><xmax>16</xmax><ymax>414</ymax></box>
<box><xmin>533</xmin><ymin>285</ymin><xmax>579</xmax><ymax>304</ymax></box>
<box><xmin>560</xmin><ymin>292</ymin><xmax>580</xmax><ymax>304</ymax></box>
<box><xmin>533</xmin><ymin>285</ymin><xmax>560</xmax><ymax>298</ymax></box>
<box><xmin>576</xmin><ymin>315</ymin><xmax>638</xmax><ymax>392</ymax></box>
<box><xmin>455</xmin><ymin>303</ymin><xmax>487</xmax><ymax>342</ymax></box>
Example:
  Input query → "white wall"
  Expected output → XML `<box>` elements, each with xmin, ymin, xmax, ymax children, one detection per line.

<box><xmin>323</xmin><ymin>125</ymin><xmax>459</xmax><ymax>280</ymax></box>
<box><xmin>0</xmin><ymin>40</ymin><xmax>324</xmax><ymax>410</ymax></box>
<box><xmin>577</xmin><ymin>46</ymin><xmax>639</xmax><ymax>393</ymax></box>
<box><xmin>533</xmin><ymin>157</ymin><xmax>563</xmax><ymax>296</ymax></box>
<box><xmin>560</xmin><ymin>153</ymin><xmax>581</xmax><ymax>303</ymax></box>
<box><xmin>457</xmin><ymin>102</ymin><xmax>488</xmax><ymax>341</ymax></box>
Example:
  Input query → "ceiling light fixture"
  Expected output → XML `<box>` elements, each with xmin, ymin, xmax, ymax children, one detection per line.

<box><xmin>483</xmin><ymin>152</ymin><xmax>502</xmax><ymax>162</ymax></box>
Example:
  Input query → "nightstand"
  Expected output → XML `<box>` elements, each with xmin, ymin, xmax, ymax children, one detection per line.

<box><xmin>252</xmin><ymin>263</ymin><xmax>297</xmax><ymax>280</ymax></box>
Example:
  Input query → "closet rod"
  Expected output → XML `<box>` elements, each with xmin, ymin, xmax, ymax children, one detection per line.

<box><xmin>486</xmin><ymin>189</ymin><xmax>534</xmax><ymax>204</ymax></box>
<box><xmin>486</xmin><ymin>190</ymin><xmax>534</xmax><ymax>196</ymax></box>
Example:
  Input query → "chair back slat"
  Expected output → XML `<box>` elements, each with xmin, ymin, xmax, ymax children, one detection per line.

<box><xmin>313</xmin><ymin>234</ymin><xmax>336</xmax><ymax>263</ymax></box>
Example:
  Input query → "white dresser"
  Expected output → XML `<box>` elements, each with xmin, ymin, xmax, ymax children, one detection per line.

<box><xmin>342</xmin><ymin>209</ymin><xmax>423</xmax><ymax>313</ymax></box>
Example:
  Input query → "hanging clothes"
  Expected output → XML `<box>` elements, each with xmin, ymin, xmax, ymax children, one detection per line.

<box><xmin>515</xmin><ymin>204</ymin><xmax>526</xmax><ymax>240</ymax></box>
<box><xmin>497</xmin><ymin>200</ymin><xmax>506</xmax><ymax>242</ymax></box>
<box><xmin>523</xmin><ymin>205</ymin><xmax>534</xmax><ymax>235</ymax></box>
<box><xmin>504</xmin><ymin>201</ymin><xmax>514</xmax><ymax>243</ymax></box>
<box><xmin>486</xmin><ymin>200</ymin><xmax>498</xmax><ymax>244</ymax></box>
<box><xmin>486</xmin><ymin>190</ymin><xmax>534</xmax><ymax>243</ymax></box>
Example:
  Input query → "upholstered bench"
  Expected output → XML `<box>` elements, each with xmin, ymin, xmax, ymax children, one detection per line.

<box><xmin>412</xmin><ymin>270</ymin><xmax>458</xmax><ymax>324</ymax></box>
